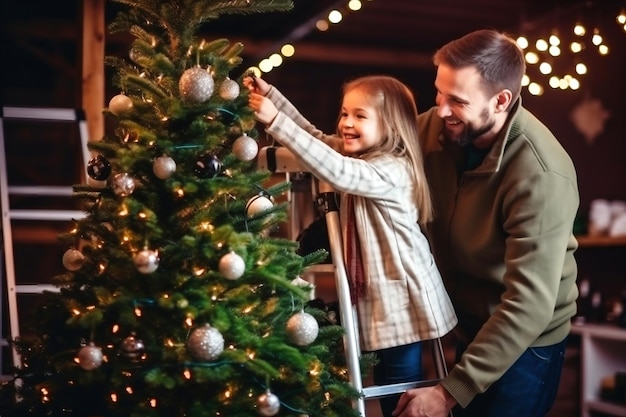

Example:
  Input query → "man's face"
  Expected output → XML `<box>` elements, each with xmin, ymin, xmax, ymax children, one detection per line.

<box><xmin>434</xmin><ymin>64</ymin><xmax>498</xmax><ymax>146</ymax></box>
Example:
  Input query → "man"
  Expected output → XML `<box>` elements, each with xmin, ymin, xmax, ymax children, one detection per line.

<box><xmin>393</xmin><ymin>29</ymin><xmax>580</xmax><ymax>417</ymax></box>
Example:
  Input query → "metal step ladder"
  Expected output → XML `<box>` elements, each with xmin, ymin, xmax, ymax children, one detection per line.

<box><xmin>0</xmin><ymin>106</ymin><xmax>90</xmax><ymax>378</ymax></box>
<box><xmin>259</xmin><ymin>146</ymin><xmax>449</xmax><ymax>416</ymax></box>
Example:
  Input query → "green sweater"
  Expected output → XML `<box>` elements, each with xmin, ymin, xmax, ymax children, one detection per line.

<box><xmin>417</xmin><ymin>99</ymin><xmax>580</xmax><ymax>408</ymax></box>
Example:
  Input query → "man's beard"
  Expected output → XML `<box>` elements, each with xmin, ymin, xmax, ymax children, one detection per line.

<box><xmin>444</xmin><ymin>108</ymin><xmax>495</xmax><ymax>147</ymax></box>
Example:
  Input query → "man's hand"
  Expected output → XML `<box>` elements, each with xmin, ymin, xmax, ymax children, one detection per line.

<box><xmin>248</xmin><ymin>93</ymin><xmax>278</xmax><ymax>125</ymax></box>
<box><xmin>392</xmin><ymin>384</ymin><xmax>457</xmax><ymax>417</ymax></box>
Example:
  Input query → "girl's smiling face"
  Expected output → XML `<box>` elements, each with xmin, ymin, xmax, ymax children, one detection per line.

<box><xmin>338</xmin><ymin>87</ymin><xmax>383</xmax><ymax>155</ymax></box>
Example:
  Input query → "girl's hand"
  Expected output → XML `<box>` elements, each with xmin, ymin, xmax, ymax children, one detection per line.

<box><xmin>243</xmin><ymin>75</ymin><xmax>271</xmax><ymax>96</ymax></box>
<box><xmin>249</xmin><ymin>93</ymin><xmax>278</xmax><ymax>125</ymax></box>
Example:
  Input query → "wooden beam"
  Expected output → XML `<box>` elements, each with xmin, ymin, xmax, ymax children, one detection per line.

<box><xmin>81</xmin><ymin>0</ymin><xmax>106</xmax><ymax>146</ymax></box>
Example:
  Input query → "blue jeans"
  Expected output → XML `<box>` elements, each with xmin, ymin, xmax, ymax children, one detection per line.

<box><xmin>372</xmin><ymin>342</ymin><xmax>422</xmax><ymax>417</ymax></box>
<box><xmin>454</xmin><ymin>337</ymin><xmax>567</xmax><ymax>417</ymax></box>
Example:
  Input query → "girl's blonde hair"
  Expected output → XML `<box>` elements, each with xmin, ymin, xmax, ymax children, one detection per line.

<box><xmin>341</xmin><ymin>75</ymin><xmax>433</xmax><ymax>223</ymax></box>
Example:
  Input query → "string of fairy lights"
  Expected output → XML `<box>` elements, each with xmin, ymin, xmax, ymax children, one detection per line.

<box><xmin>247</xmin><ymin>1</ymin><xmax>626</xmax><ymax>97</ymax></box>
<box><xmin>518</xmin><ymin>5</ymin><xmax>626</xmax><ymax>96</ymax></box>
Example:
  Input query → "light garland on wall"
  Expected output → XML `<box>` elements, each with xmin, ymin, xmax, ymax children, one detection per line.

<box><xmin>517</xmin><ymin>3</ymin><xmax>625</xmax><ymax>96</ymax></box>
<box><xmin>246</xmin><ymin>0</ymin><xmax>372</xmax><ymax>76</ymax></box>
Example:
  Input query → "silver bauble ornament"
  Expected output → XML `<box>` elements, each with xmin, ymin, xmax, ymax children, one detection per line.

<box><xmin>179</xmin><ymin>67</ymin><xmax>214</xmax><ymax>103</ymax></box>
<box><xmin>246</xmin><ymin>195</ymin><xmax>273</xmax><ymax>217</ymax></box>
<box><xmin>78</xmin><ymin>342</ymin><xmax>103</xmax><ymax>370</ymax></box>
<box><xmin>232</xmin><ymin>134</ymin><xmax>259</xmax><ymax>162</ymax></box>
<box><xmin>153</xmin><ymin>155</ymin><xmax>177</xmax><ymax>179</ymax></box>
<box><xmin>62</xmin><ymin>248</ymin><xmax>85</xmax><ymax>271</ymax></box>
<box><xmin>109</xmin><ymin>94</ymin><xmax>133</xmax><ymax>116</ymax></box>
<box><xmin>133</xmin><ymin>248</ymin><xmax>159</xmax><ymax>274</ymax></box>
<box><xmin>187</xmin><ymin>324</ymin><xmax>224</xmax><ymax>361</ymax></box>
<box><xmin>257</xmin><ymin>390</ymin><xmax>281</xmax><ymax>416</ymax></box>
<box><xmin>218</xmin><ymin>251</ymin><xmax>245</xmax><ymax>280</ymax></box>
<box><xmin>111</xmin><ymin>172</ymin><xmax>136</xmax><ymax>197</ymax></box>
<box><xmin>286</xmin><ymin>311</ymin><xmax>319</xmax><ymax>346</ymax></box>
<box><xmin>120</xmin><ymin>334</ymin><xmax>146</xmax><ymax>362</ymax></box>
<box><xmin>219</xmin><ymin>77</ymin><xmax>240</xmax><ymax>101</ymax></box>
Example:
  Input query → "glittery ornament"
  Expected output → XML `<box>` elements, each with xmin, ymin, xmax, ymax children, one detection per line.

<box><xmin>133</xmin><ymin>248</ymin><xmax>159</xmax><ymax>274</ymax></box>
<box><xmin>219</xmin><ymin>77</ymin><xmax>240</xmax><ymax>101</ymax></box>
<box><xmin>153</xmin><ymin>155</ymin><xmax>177</xmax><ymax>179</ymax></box>
<box><xmin>187</xmin><ymin>324</ymin><xmax>224</xmax><ymax>361</ymax></box>
<box><xmin>194</xmin><ymin>153</ymin><xmax>222</xmax><ymax>178</ymax></box>
<box><xmin>246</xmin><ymin>195</ymin><xmax>273</xmax><ymax>217</ymax></box>
<box><xmin>286</xmin><ymin>311</ymin><xmax>319</xmax><ymax>346</ymax></box>
<box><xmin>78</xmin><ymin>342</ymin><xmax>103</xmax><ymax>370</ymax></box>
<box><xmin>111</xmin><ymin>172</ymin><xmax>136</xmax><ymax>197</ymax></box>
<box><xmin>87</xmin><ymin>154</ymin><xmax>112</xmax><ymax>181</ymax></box>
<box><xmin>109</xmin><ymin>94</ymin><xmax>133</xmax><ymax>116</ymax></box>
<box><xmin>120</xmin><ymin>334</ymin><xmax>146</xmax><ymax>362</ymax></box>
<box><xmin>219</xmin><ymin>251</ymin><xmax>245</xmax><ymax>280</ymax></box>
<box><xmin>232</xmin><ymin>134</ymin><xmax>258</xmax><ymax>162</ymax></box>
<box><xmin>62</xmin><ymin>248</ymin><xmax>85</xmax><ymax>271</ymax></box>
<box><xmin>256</xmin><ymin>390</ymin><xmax>281</xmax><ymax>416</ymax></box>
<box><xmin>179</xmin><ymin>67</ymin><xmax>214</xmax><ymax>103</ymax></box>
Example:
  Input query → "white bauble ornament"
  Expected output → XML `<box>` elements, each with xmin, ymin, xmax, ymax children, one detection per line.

<box><xmin>62</xmin><ymin>248</ymin><xmax>85</xmax><ymax>271</ymax></box>
<box><xmin>257</xmin><ymin>390</ymin><xmax>281</xmax><ymax>416</ymax></box>
<box><xmin>110</xmin><ymin>173</ymin><xmax>136</xmax><ymax>197</ymax></box>
<box><xmin>109</xmin><ymin>94</ymin><xmax>133</xmax><ymax>116</ymax></box>
<box><xmin>232</xmin><ymin>134</ymin><xmax>258</xmax><ymax>162</ymax></box>
<box><xmin>187</xmin><ymin>324</ymin><xmax>224</xmax><ymax>361</ymax></box>
<box><xmin>153</xmin><ymin>155</ymin><xmax>177</xmax><ymax>179</ymax></box>
<box><xmin>179</xmin><ymin>67</ymin><xmax>214</xmax><ymax>103</ymax></box>
<box><xmin>219</xmin><ymin>77</ymin><xmax>240</xmax><ymax>101</ymax></box>
<box><xmin>218</xmin><ymin>251</ymin><xmax>245</xmax><ymax>280</ymax></box>
<box><xmin>286</xmin><ymin>311</ymin><xmax>319</xmax><ymax>346</ymax></box>
<box><xmin>133</xmin><ymin>248</ymin><xmax>159</xmax><ymax>274</ymax></box>
<box><xmin>246</xmin><ymin>195</ymin><xmax>273</xmax><ymax>217</ymax></box>
<box><xmin>78</xmin><ymin>342</ymin><xmax>103</xmax><ymax>370</ymax></box>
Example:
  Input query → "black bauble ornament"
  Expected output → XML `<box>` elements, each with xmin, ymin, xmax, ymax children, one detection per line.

<box><xmin>87</xmin><ymin>154</ymin><xmax>112</xmax><ymax>181</ymax></box>
<box><xmin>194</xmin><ymin>153</ymin><xmax>222</xmax><ymax>178</ymax></box>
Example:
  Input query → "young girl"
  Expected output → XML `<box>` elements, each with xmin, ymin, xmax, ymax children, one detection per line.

<box><xmin>246</xmin><ymin>75</ymin><xmax>457</xmax><ymax>417</ymax></box>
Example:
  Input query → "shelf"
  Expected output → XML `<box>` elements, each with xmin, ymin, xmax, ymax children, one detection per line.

<box><xmin>571</xmin><ymin>323</ymin><xmax>626</xmax><ymax>341</ymax></box>
<box><xmin>586</xmin><ymin>399</ymin><xmax>626</xmax><ymax>417</ymax></box>
<box><xmin>576</xmin><ymin>235</ymin><xmax>626</xmax><ymax>247</ymax></box>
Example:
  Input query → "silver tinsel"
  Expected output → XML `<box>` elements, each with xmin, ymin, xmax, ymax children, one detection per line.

<box><xmin>179</xmin><ymin>67</ymin><xmax>214</xmax><ymax>103</ymax></box>
<box><xmin>108</xmin><ymin>93</ymin><xmax>133</xmax><ymax>115</ymax></box>
<box><xmin>219</xmin><ymin>77</ymin><xmax>240</xmax><ymax>101</ymax></box>
<box><xmin>286</xmin><ymin>311</ymin><xmax>319</xmax><ymax>346</ymax></box>
<box><xmin>232</xmin><ymin>134</ymin><xmax>259</xmax><ymax>162</ymax></box>
<box><xmin>218</xmin><ymin>251</ymin><xmax>245</xmax><ymax>280</ymax></box>
<box><xmin>187</xmin><ymin>324</ymin><xmax>224</xmax><ymax>361</ymax></box>
<box><xmin>62</xmin><ymin>248</ymin><xmax>85</xmax><ymax>271</ymax></box>
<box><xmin>153</xmin><ymin>155</ymin><xmax>177</xmax><ymax>179</ymax></box>
<box><xmin>111</xmin><ymin>172</ymin><xmax>136</xmax><ymax>197</ymax></box>
<box><xmin>133</xmin><ymin>248</ymin><xmax>159</xmax><ymax>274</ymax></box>
<box><xmin>256</xmin><ymin>390</ymin><xmax>281</xmax><ymax>417</ymax></box>
<box><xmin>78</xmin><ymin>343</ymin><xmax>103</xmax><ymax>371</ymax></box>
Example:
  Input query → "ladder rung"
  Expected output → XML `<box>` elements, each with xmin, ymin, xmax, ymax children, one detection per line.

<box><xmin>362</xmin><ymin>379</ymin><xmax>440</xmax><ymax>400</ymax></box>
<box><xmin>8</xmin><ymin>186</ymin><xmax>75</xmax><ymax>196</ymax></box>
<box><xmin>15</xmin><ymin>284</ymin><xmax>60</xmax><ymax>294</ymax></box>
<box><xmin>9</xmin><ymin>209</ymin><xmax>85</xmax><ymax>221</ymax></box>
<box><xmin>2</xmin><ymin>107</ymin><xmax>84</xmax><ymax>122</ymax></box>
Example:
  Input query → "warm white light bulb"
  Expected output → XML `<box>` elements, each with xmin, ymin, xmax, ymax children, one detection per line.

<box><xmin>517</xmin><ymin>36</ymin><xmax>529</xmax><ymax>49</ymax></box>
<box><xmin>575</xmin><ymin>63</ymin><xmax>587</xmax><ymax>74</ymax></box>
<box><xmin>528</xmin><ymin>82</ymin><xmax>544</xmax><ymax>96</ymax></box>
<box><xmin>570</xmin><ymin>41</ymin><xmax>583</xmax><ymax>53</ymax></box>
<box><xmin>574</xmin><ymin>23</ymin><xmax>586</xmax><ymax>36</ymax></box>
<box><xmin>598</xmin><ymin>44</ymin><xmax>609</xmax><ymax>55</ymax></box>
<box><xmin>549</xmin><ymin>45</ymin><xmax>561</xmax><ymax>56</ymax></box>
<box><xmin>328</xmin><ymin>10</ymin><xmax>343</xmax><ymax>23</ymax></box>
<box><xmin>539</xmin><ymin>62</ymin><xmax>552</xmax><ymax>74</ymax></box>
<box><xmin>536</xmin><ymin>39</ymin><xmax>549</xmax><ymax>51</ymax></box>
<box><xmin>525</xmin><ymin>51</ymin><xmax>539</xmax><ymax>64</ymax></box>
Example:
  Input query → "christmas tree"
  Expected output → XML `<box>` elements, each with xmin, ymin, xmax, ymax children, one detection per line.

<box><xmin>0</xmin><ymin>1</ymin><xmax>360</xmax><ymax>416</ymax></box>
